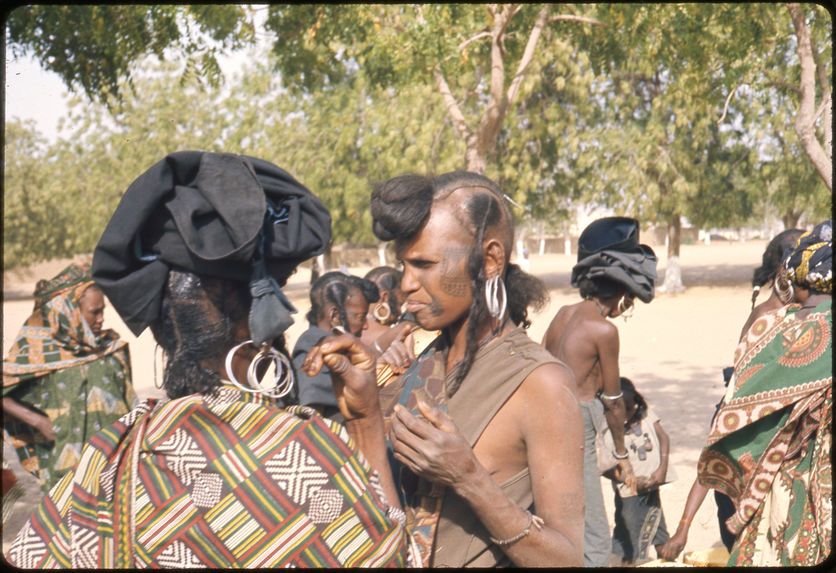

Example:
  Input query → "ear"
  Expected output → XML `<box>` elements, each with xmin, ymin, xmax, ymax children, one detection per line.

<box><xmin>483</xmin><ymin>237</ymin><xmax>506</xmax><ymax>279</ymax></box>
<box><xmin>379</xmin><ymin>290</ymin><xmax>390</xmax><ymax>305</ymax></box>
<box><xmin>327</xmin><ymin>305</ymin><xmax>341</xmax><ymax>327</ymax></box>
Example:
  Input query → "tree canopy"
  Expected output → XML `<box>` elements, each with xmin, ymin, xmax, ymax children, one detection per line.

<box><xmin>4</xmin><ymin>3</ymin><xmax>831</xmax><ymax>285</ymax></box>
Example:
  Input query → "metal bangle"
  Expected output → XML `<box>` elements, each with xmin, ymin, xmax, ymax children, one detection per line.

<box><xmin>600</xmin><ymin>391</ymin><xmax>623</xmax><ymax>400</ymax></box>
<box><xmin>612</xmin><ymin>448</ymin><xmax>630</xmax><ymax>459</ymax></box>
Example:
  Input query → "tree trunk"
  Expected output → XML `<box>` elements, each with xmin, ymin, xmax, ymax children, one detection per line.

<box><xmin>782</xmin><ymin>209</ymin><xmax>802</xmax><ymax>230</ymax></box>
<box><xmin>377</xmin><ymin>242</ymin><xmax>388</xmax><ymax>267</ymax></box>
<box><xmin>787</xmin><ymin>3</ymin><xmax>833</xmax><ymax>190</ymax></box>
<box><xmin>659</xmin><ymin>215</ymin><xmax>685</xmax><ymax>293</ymax></box>
<box><xmin>464</xmin><ymin>143</ymin><xmax>487</xmax><ymax>174</ymax></box>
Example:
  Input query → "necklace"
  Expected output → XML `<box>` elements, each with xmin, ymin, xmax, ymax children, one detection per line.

<box><xmin>591</xmin><ymin>298</ymin><xmax>608</xmax><ymax>318</ymax></box>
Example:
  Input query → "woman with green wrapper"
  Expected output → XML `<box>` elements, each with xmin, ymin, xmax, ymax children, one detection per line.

<box><xmin>697</xmin><ymin>220</ymin><xmax>832</xmax><ymax>566</ymax></box>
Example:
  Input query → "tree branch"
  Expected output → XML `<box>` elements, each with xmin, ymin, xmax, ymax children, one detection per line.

<box><xmin>717</xmin><ymin>84</ymin><xmax>740</xmax><ymax>125</ymax></box>
<box><xmin>548</xmin><ymin>14</ymin><xmax>605</xmax><ymax>26</ymax></box>
<box><xmin>787</xmin><ymin>2</ymin><xmax>832</xmax><ymax>190</ymax></box>
<box><xmin>458</xmin><ymin>31</ymin><xmax>491</xmax><ymax>52</ymax></box>
<box><xmin>765</xmin><ymin>80</ymin><xmax>802</xmax><ymax>95</ymax></box>
<box><xmin>433</xmin><ymin>64</ymin><xmax>472</xmax><ymax>141</ymax></box>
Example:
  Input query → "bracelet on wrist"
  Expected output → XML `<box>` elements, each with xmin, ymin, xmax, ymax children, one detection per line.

<box><xmin>489</xmin><ymin>510</ymin><xmax>545</xmax><ymax>546</ymax></box>
<box><xmin>374</xmin><ymin>340</ymin><xmax>385</xmax><ymax>355</ymax></box>
<box><xmin>600</xmin><ymin>391</ymin><xmax>623</xmax><ymax>400</ymax></box>
<box><xmin>612</xmin><ymin>448</ymin><xmax>629</xmax><ymax>459</ymax></box>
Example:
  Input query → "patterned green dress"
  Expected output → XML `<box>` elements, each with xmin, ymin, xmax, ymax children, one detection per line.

<box><xmin>698</xmin><ymin>299</ymin><xmax>831</xmax><ymax>566</ymax></box>
<box><xmin>4</xmin><ymin>349</ymin><xmax>136</xmax><ymax>492</ymax></box>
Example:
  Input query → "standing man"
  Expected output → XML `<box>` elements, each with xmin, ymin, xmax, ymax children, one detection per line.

<box><xmin>542</xmin><ymin>216</ymin><xmax>658</xmax><ymax>567</ymax></box>
<box><xmin>368</xmin><ymin>171</ymin><xmax>583</xmax><ymax>567</ymax></box>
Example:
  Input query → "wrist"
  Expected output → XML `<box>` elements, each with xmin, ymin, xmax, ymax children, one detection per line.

<box><xmin>450</xmin><ymin>458</ymin><xmax>491</xmax><ymax>501</ymax></box>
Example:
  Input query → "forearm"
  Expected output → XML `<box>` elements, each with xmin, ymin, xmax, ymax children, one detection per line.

<box><xmin>678</xmin><ymin>479</ymin><xmax>709</xmax><ymax>529</ymax></box>
<box><xmin>603</xmin><ymin>399</ymin><xmax>628</xmax><ymax>453</ymax></box>
<box><xmin>344</xmin><ymin>413</ymin><xmax>401</xmax><ymax>511</ymax></box>
<box><xmin>3</xmin><ymin>397</ymin><xmax>51</xmax><ymax>431</ymax></box>
<box><xmin>454</xmin><ymin>465</ymin><xmax>582</xmax><ymax>567</ymax></box>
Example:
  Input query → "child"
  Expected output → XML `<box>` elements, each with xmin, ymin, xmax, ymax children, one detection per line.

<box><xmin>602</xmin><ymin>377</ymin><xmax>677</xmax><ymax>566</ymax></box>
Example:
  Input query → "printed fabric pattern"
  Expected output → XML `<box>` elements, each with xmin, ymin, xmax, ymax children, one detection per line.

<box><xmin>697</xmin><ymin>300</ymin><xmax>832</xmax><ymax>566</ymax></box>
<box><xmin>7</xmin><ymin>385</ymin><xmax>412</xmax><ymax>568</ymax></box>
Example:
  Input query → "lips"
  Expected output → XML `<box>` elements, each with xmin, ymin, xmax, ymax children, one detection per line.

<box><xmin>404</xmin><ymin>301</ymin><xmax>425</xmax><ymax>313</ymax></box>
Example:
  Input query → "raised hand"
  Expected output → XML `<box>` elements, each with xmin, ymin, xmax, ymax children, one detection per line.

<box><xmin>301</xmin><ymin>333</ymin><xmax>378</xmax><ymax>421</ymax></box>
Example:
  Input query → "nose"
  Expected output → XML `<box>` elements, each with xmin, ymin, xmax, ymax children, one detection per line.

<box><xmin>400</xmin><ymin>266</ymin><xmax>420</xmax><ymax>295</ymax></box>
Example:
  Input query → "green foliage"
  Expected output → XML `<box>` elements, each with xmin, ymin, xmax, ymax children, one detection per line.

<box><xmin>4</xmin><ymin>120</ymin><xmax>77</xmax><ymax>267</ymax></box>
<box><xmin>4</xmin><ymin>3</ymin><xmax>830</xmax><ymax>270</ymax></box>
<box><xmin>6</xmin><ymin>5</ymin><xmax>254</xmax><ymax>106</ymax></box>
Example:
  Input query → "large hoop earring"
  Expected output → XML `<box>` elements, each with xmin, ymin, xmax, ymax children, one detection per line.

<box><xmin>373</xmin><ymin>303</ymin><xmax>392</xmax><ymax>324</ymax></box>
<box><xmin>617</xmin><ymin>295</ymin><xmax>634</xmax><ymax>321</ymax></box>
<box><xmin>225</xmin><ymin>340</ymin><xmax>295</xmax><ymax>400</ymax></box>
<box><xmin>485</xmin><ymin>275</ymin><xmax>507</xmax><ymax>320</ymax></box>
<box><xmin>153</xmin><ymin>344</ymin><xmax>164</xmax><ymax>389</ymax></box>
<box><xmin>774</xmin><ymin>272</ymin><xmax>794</xmax><ymax>304</ymax></box>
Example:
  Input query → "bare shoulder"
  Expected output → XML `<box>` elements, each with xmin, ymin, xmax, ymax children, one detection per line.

<box><xmin>517</xmin><ymin>361</ymin><xmax>579</xmax><ymax>408</ymax></box>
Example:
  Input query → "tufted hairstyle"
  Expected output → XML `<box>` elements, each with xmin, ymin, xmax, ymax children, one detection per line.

<box><xmin>306</xmin><ymin>271</ymin><xmax>379</xmax><ymax>330</ymax></box>
<box><xmin>751</xmin><ymin>229</ymin><xmax>805</xmax><ymax>308</ymax></box>
<box><xmin>370</xmin><ymin>171</ymin><xmax>548</xmax><ymax>395</ymax></box>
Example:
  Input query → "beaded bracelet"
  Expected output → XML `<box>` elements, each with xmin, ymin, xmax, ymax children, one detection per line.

<box><xmin>489</xmin><ymin>511</ymin><xmax>545</xmax><ymax>546</ymax></box>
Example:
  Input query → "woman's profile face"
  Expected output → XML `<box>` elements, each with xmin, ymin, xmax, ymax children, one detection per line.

<box><xmin>79</xmin><ymin>286</ymin><xmax>106</xmax><ymax>336</ymax></box>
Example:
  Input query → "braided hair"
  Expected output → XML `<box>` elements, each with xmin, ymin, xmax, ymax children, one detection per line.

<box><xmin>370</xmin><ymin>171</ymin><xmax>548</xmax><ymax>395</ymax></box>
<box><xmin>751</xmin><ymin>229</ymin><xmax>804</xmax><ymax>308</ymax></box>
<box><xmin>364</xmin><ymin>266</ymin><xmax>404</xmax><ymax>322</ymax></box>
<box><xmin>149</xmin><ymin>269</ymin><xmax>291</xmax><ymax>400</ymax></box>
<box><xmin>306</xmin><ymin>271</ymin><xmax>379</xmax><ymax>331</ymax></box>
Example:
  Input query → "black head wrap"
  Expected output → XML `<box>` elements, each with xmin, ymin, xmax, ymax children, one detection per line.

<box><xmin>571</xmin><ymin>216</ymin><xmax>658</xmax><ymax>303</ymax></box>
<box><xmin>92</xmin><ymin>151</ymin><xmax>331</xmax><ymax>344</ymax></box>
<box><xmin>783</xmin><ymin>219</ymin><xmax>832</xmax><ymax>294</ymax></box>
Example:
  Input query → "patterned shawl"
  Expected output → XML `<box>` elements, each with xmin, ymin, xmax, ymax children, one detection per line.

<box><xmin>697</xmin><ymin>299</ymin><xmax>832</xmax><ymax>566</ymax></box>
<box><xmin>7</xmin><ymin>386</ymin><xmax>414</xmax><ymax>568</ymax></box>
<box><xmin>3</xmin><ymin>263</ymin><xmax>126</xmax><ymax>388</ymax></box>
<box><xmin>378</xmin><ymin>335</ymin><xmax>450</xmax><ymax>563</ymax></box>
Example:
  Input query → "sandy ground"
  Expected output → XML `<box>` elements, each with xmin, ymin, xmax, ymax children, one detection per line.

<box><xmin>3</xmin><ymin>239</ymin><xmax>767</xmax><ymax>563</ymax></box>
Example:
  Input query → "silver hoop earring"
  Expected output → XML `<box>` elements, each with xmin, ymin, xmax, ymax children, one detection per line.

<box><xmin>485</xmin><ymin>275</ymin><xmax>507</xmax><ymax>320</ymax></box>
<box><xmin>774</xmin><ymin>272</ymin><xmax>794</xmax><ymax>304</ymax></box>
<box><xmin>225</xmin><ymin>340</ymin><xmax>295</xmax><ymax>400</ymax></box>
<box><xmin>331</xmin><ymin>325</ymin><xmax>347</xmax><ymax>335</ymax></box>
<box><xmin>617</xmin><ymin>295</ymin><xmax>634</xmax><ymax>321</ymax></box>
<box><xmin>373</xmin><ymin>303</ymin><xmax>392</xmax><ymax>324</ymax></box>
<box><xmin>153</xmin><ymin>344</ymin><xmax>164</xmax><ymax>389</ymax></box>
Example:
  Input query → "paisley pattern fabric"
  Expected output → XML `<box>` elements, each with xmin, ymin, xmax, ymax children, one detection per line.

<box><xmin>7</xmin><ymin>385</ymin><xmax>413</xmax><ymax>568</ymax></box>
<box><xmin>698</xmin><ymin>299</ymin><xmax>831</xmax><ymax>566</ymax></box>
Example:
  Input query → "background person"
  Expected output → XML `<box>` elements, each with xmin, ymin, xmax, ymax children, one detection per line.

<box><xmin>697</xmin><ymin>220</ymin><xmax>831</xmax><ymax>566</ymax></box>
<box><xmin>293</xmin><ymin>271</ymin><xmax>377</xmax><ymax>420</ymax></box>
<box><xmin>2</xmin><ymin>263</ymin><xmax>136</xmax><ymax>497</ymax></box>
<box><xmin>658</xmin><ymin>227</ymin><xmax>806</xmax><ymax>563</ymax></box>
<box><xmin>362</xmin><ymin>266</ymin><xmax>404</xmax><ymax>345</ymax></box>
<box><xmin>541</xmin><ymin>216</ymin><xmax>657</xmax><ymax>568</ymax></box>
<box><xmin>7</xmin><ymin>151</ymin><xmax>413</xmax><ymax>568</ymax></box>
<box><xmin>602</xmin><ymin>377</ymin><xmax>675</xmax><ymax>566</ymax></box>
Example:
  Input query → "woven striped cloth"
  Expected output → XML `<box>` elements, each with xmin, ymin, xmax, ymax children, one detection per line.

<box><xmin>8</xmin><ymin>385</ymin><xmax>414</xmax><ymax>568</ymax></box>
